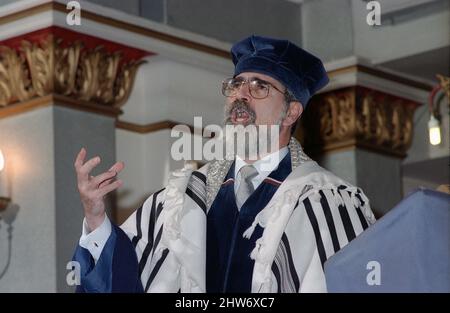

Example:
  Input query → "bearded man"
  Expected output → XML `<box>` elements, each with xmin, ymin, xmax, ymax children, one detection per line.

<box><xmin>73</xmin><ymin>35</ymin><xmax>375</xmax><ymax>293</ymax></box>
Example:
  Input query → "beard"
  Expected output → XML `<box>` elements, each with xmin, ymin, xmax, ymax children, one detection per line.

<box><xmin>221</xmin><ymin>99</ymin><xmax>284</xmax><ymax>160</ymax></box>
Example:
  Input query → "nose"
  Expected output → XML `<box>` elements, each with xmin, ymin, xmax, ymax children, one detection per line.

<box><xmin>234</xmin><ymin>82</ymin><xmax>251</xmax><ymax>102</ymax></box>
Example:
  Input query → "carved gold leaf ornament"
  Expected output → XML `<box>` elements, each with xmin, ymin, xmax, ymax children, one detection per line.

<box><xmin>0</xmin><ymin>35</ymin><xmax>144</xmax><ymax>108</ymax></box>
<box><xmin>96</xmin><ymin>50</ymin><xmax>121</xmax><ymax>104</ymax></box>
<box><xmin>319</xmin><ymin>91</ymin><xmax>355</xmax><ymax>141</ymax></box>
<box><xmin>22</xmin><ymin>38</ymin><xmax>54</xmax><ymax>96</ymax></box>
<box><xmin>77</xmin><ymin>47</ymin><xmax>102</xmax><ymax>102</ymax></box>
<box><xmin>113</xmin><ymin>59</ymin><xmax>146</xmax><ymax>108</ymax></box>
<box><xmin>357</xmin><ymin>95</ymin><xmax>372</xmax><ymax>140</ymax></box>
<box><xmin>54</xmin><ymin>38</ymin><xmax>81</xmax><ymax>95</ymax></box>
<box><xmin>301</xmin><ymin>87</ymin><xmax>420</xmax><ymax>158</ymax></box>
<box><xmin>0</xmin><ymin>46</ymin><xmax>33</xmax><ymax>106</ymax></box>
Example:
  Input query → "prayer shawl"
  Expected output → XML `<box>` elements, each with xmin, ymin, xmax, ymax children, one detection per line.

<box><xmin>119</xmin><ymin>138</ymin><xmax>375</xmax><ymax>293</ymax></box>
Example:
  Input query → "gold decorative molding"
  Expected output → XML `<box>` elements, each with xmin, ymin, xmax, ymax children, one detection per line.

<box><xmin>0</xmin><ymin>34</ymin><xmax>144</xmax><ymax>114</ymax></box>
<box><xmin>116</xmin><ymin>120</ymin><xmax>179</xmax><ymax>133</ymax></box>
<box><xmin>0</xmin><ymin>2</ymin><xmax>53</xmax><ymax>27</ymax></box>
<box><xmin>0</xmin><ymin>94</ymin><xmax>122</xmax><ymax>119</ymax></box>
<box><xmin>298</xmin><ymin>86</ymin><xmax>421</xmax><ymax>158</ymax></box>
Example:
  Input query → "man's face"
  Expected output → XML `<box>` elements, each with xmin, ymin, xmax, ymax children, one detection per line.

<box><xmin>224</xmin><ymin>72</ymin><xmax>288</xmax><ymax>127</ymax></box>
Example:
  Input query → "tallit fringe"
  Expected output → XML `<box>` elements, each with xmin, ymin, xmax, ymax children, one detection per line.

<box><xmin>243</xmin><ymin>189</ymin><xmax>298</xmax><ymax>241</ymax></box>
<box><xmin>161</xmin><ymin>164</ymin><xmax>195</xmax><ymax>245</ymax></box>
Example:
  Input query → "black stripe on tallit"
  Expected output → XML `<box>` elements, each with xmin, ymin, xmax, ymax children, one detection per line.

<box><xmin>148</xmin><ymin>188</ymin><xmax>164</xmax><ymax>243</ymax></box>
<box><xmin>337</xmin><ymin>190</ymin><xmax>357</xmax><ymax>242</ymax></box>
<box><xmin>137</xmin><ymin>189</ymin><xmax>164</xmax><ymax>276</ymax></box>
<box><xmin>152</xmin><ymin>225</ymin><xmax>164</xmax><ymax>256</ymax></box>
<box><xmin>191</xmin><ymin>171</ymin><xmax>206</xmax><ymax>184</ymax></box>
<box><xmin>355</xmin><ymin>190</ymin><xmax>365</xmax><ymax>206</ymax></box>
<box><xmin>271</xmin><ymin>262</ymin><xmax>282</xmax><ymax>293</ymax></box>
<box><xmin>353</xmin><ymin>192</ymin><xmax>369</xmax><ymax>230</ymax></box>
<box><xmin>186</xmin><ymin>187</ymin><xmax>206</xmax><ymax>214</ymax></box>
<box><xmin>355</xmin><ymin>206</ymin><xmax>369</xmax><ymax>230</ymax></box>
<box><xmin>281</xmin><ymin>233</ymin><xmax>300</xmax><ymax>292</ymax></box>
<box><xmin>144</xmin><ymin>248</ymin><xmax>170</xmax><ymax>292</ymax></box>
<box><xmin>131</xmin><ymin>205</ymin><xmax>143</xmax><ymax>248</ymax></box>
<box><xmin>156</xmin><ymin>202</ymin><xmax>164</xmax><ymax>220</ymax></box>
<box><xmin>319</xmin><ymin>190</ymin><xmax>340</xmax><ymax>253</ymax></box>
<box><xmin>292</xmin><ymin>199</ymin><xmax>300</xmax><ymax>212</ymax></box>
<box><xmin>139</xmin><ymin>225</ymin><xmax>163</xmax><ymax>276</ymax></box>
<box><xmin>304</xmin><ymin>197</ymin><xmax>327</xmax><ymax>268</ymax></box>
<box><xmin>149</xmin><ymin>189</ymin><xmax>165</xmax><ymax>242</ymax></box>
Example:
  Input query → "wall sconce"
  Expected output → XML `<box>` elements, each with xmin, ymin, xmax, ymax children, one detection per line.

<box><xmin>428</xmin><ymin>114</ymin><xmax>441</xmax><ymax>146</ymax></box>
<box><xmin>0</xmin><ymin>149</ymin><xmax>11</xmax><ymax>212</ymax></box>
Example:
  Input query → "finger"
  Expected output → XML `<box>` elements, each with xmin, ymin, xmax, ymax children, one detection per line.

<box><xmin>74</xmin><ymin>147</ymin><xmax>87</xmax><ymax>169</ymax></box>
<box><xmin>98</xmin><ymin>174</ymin><xmax>119</xmax><ymax>189</ymax></box>
<box><xmin>108</xmin><ymin>161</ymin><xmax>125</xmax><ymax>174</ymax></box>
<box><xmin>78</xmin><ymin>156</ymin><xmax>101</xmax><ymax>179</ymax></box>
<box><xmin>96</xmin><ymin>161</ymin><xmax>124</xmax><ymax>188</ymax></box>
<box><xmin>90</xmin><ymin>170</ymin><xmax>117</xmax><ymax>188</ymax></box>
<box><xmin>96</xmin><ymin>162</ymin><xmax>124</xmax><ymax>188</ymax></box>
<box><xmin>98</xmin><ymin>177</ymin><xmax>115</xmax><ymax>189</ymax></box>
<box><xmin>98</xmin><ymin>179</ymin><xmax>122</xmax><ymax>197</ymax></box>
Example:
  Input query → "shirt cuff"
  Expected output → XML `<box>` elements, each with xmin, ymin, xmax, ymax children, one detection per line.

<box><xmin>79</xmin><ymin>215</ymin><xmax>112</xmax><ymax>264</ymax></box>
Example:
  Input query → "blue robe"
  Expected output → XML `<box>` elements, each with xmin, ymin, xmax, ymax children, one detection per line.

<box><xmin>73</xmin><ymin>223</ymin><xmax>143</xmax><ymax>293</ymax></box>
<box><xmin>206</xmin><ymin>153</ymin><xmax>292</xmax><ymax>292</ymax></box>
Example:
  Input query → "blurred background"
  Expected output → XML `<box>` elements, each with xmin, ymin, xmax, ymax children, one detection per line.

<box><xmin>0</xmin><ymin>0</ymin><xmax>448</xmax><ymax>292</ymax></box>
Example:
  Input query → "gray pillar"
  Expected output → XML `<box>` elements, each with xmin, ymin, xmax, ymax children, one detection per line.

<box><xmin>301</xmin><ymin>0</ymin><xmax>354</xmax><ymax>61</ymax></box>
<box><xmin>0</xmin><ymin>106</ymin><xmax>57</xmax><ymax>292</ymax></box>
<box><xmin>54</xmin><ymin>105</ymin><xmax>116</xmax><ymax>292</ymax></box>
<box><xmin>0</xmin><ymin>104</ymin><xmax>116</xmax><ymax>292</ymax></box>
<box><xmin>164</xmin><ymin>0</ymin><xmax>303</xmax><ymax>44</ymax></box>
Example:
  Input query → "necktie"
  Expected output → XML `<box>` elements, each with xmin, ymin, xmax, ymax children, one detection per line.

<box><xmin>236</xmin><ymin>164</ymin><xmax>258</xmax><ymax>210</ymax></box>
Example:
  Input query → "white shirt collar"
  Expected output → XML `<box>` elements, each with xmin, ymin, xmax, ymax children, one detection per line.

<box><xmin>234</xmin><ymin>146</ymin><xmax>289</xmax><ymax>180</ymax></box>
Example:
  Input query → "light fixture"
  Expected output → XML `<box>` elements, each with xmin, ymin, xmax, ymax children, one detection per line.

<box><xmin>428</xmin><ymin>115</ymin><xmax>441</xmax><ymax>145</ymax></box>
<box><xmin>428</xmin><ymin>77</ymin><xmax>444</xmax><ymax>146</ymax></box>
<box><xmin>0</xmin><ymin>149</ymin><xmax>11</xmax><ymax>212</ymax></box>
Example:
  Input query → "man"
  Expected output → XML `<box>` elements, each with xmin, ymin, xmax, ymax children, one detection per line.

<box><xmin>73</xmin><ymin>35</ymin><xmax>376</xmax><ymax>293</ymax></box>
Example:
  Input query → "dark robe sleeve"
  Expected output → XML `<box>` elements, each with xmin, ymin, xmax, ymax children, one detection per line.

<box><xmin>73</xmin><ymin>224</ymin><xmax>144</xmax><ymax>293</ymax></box>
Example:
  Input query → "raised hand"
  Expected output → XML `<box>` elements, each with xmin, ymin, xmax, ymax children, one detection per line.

<box><xmin>74</xmin><ymin>147</ymin><xmax>124</xmax><ymax>232</ymax></box>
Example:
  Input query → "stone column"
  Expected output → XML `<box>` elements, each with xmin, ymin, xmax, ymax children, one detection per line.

<box><xmin>296</xmin><ymin>66</ymin><xmax>426</xmax><ymax>217</ymax></box>
<box><xmin>0</xmin><ymin>28</ymin><xmax>145</xmax><ymax>292</ymax></box>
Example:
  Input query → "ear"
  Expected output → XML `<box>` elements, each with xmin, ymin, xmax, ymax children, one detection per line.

<box><xmin>281</xmin><ymin>101</ymin><xmax>303</xmax><ymax>127</ymax></box>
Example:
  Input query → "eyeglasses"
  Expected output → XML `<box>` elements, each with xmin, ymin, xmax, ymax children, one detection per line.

<box><xmin>221</xmin><ymin>77</ymin><xmax>285</xmax><ymax>99</ymax></box>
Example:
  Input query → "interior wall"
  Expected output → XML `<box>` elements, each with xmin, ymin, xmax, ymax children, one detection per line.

<box><xmin>0</xmin><ymin>107</ymin><xmax>56</xmax><ymax>292</ymax></box>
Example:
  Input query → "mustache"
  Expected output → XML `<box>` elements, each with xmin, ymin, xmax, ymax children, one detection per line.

<box><xmin>224</xmin><ymin>99</ymin><xmax>257</xmax><ymax>125</ymax></box>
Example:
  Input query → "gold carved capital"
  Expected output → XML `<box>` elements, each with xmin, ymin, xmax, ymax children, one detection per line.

<box><xmin>298</xmin><ymin>86</ymin><xmax>421</xmax><ymax>158</ymax></box>
<box><xmin>0</xmin><ymin>34</ymin><xmax>145</xmax><ymax>112</ymax></box>
<box><xmin>437</xmin><ymin>74</ymin><xmax>450</xmax><ymax>103</ymax></box>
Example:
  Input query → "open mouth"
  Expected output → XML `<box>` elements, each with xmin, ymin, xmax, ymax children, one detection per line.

<box><xmin>233</xmin><ymin>109</ymin><xmax>249</xmax><ymax>124</ymax></box>
<box><xmin>231</xmin><ymin>108</ymin><xmax>255</xmax><ymax>125</ymax></box>
<box><xmin>225</xmin><ymin>99</ymin><xmax>256</xmax><ymax>126</ymax></box>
